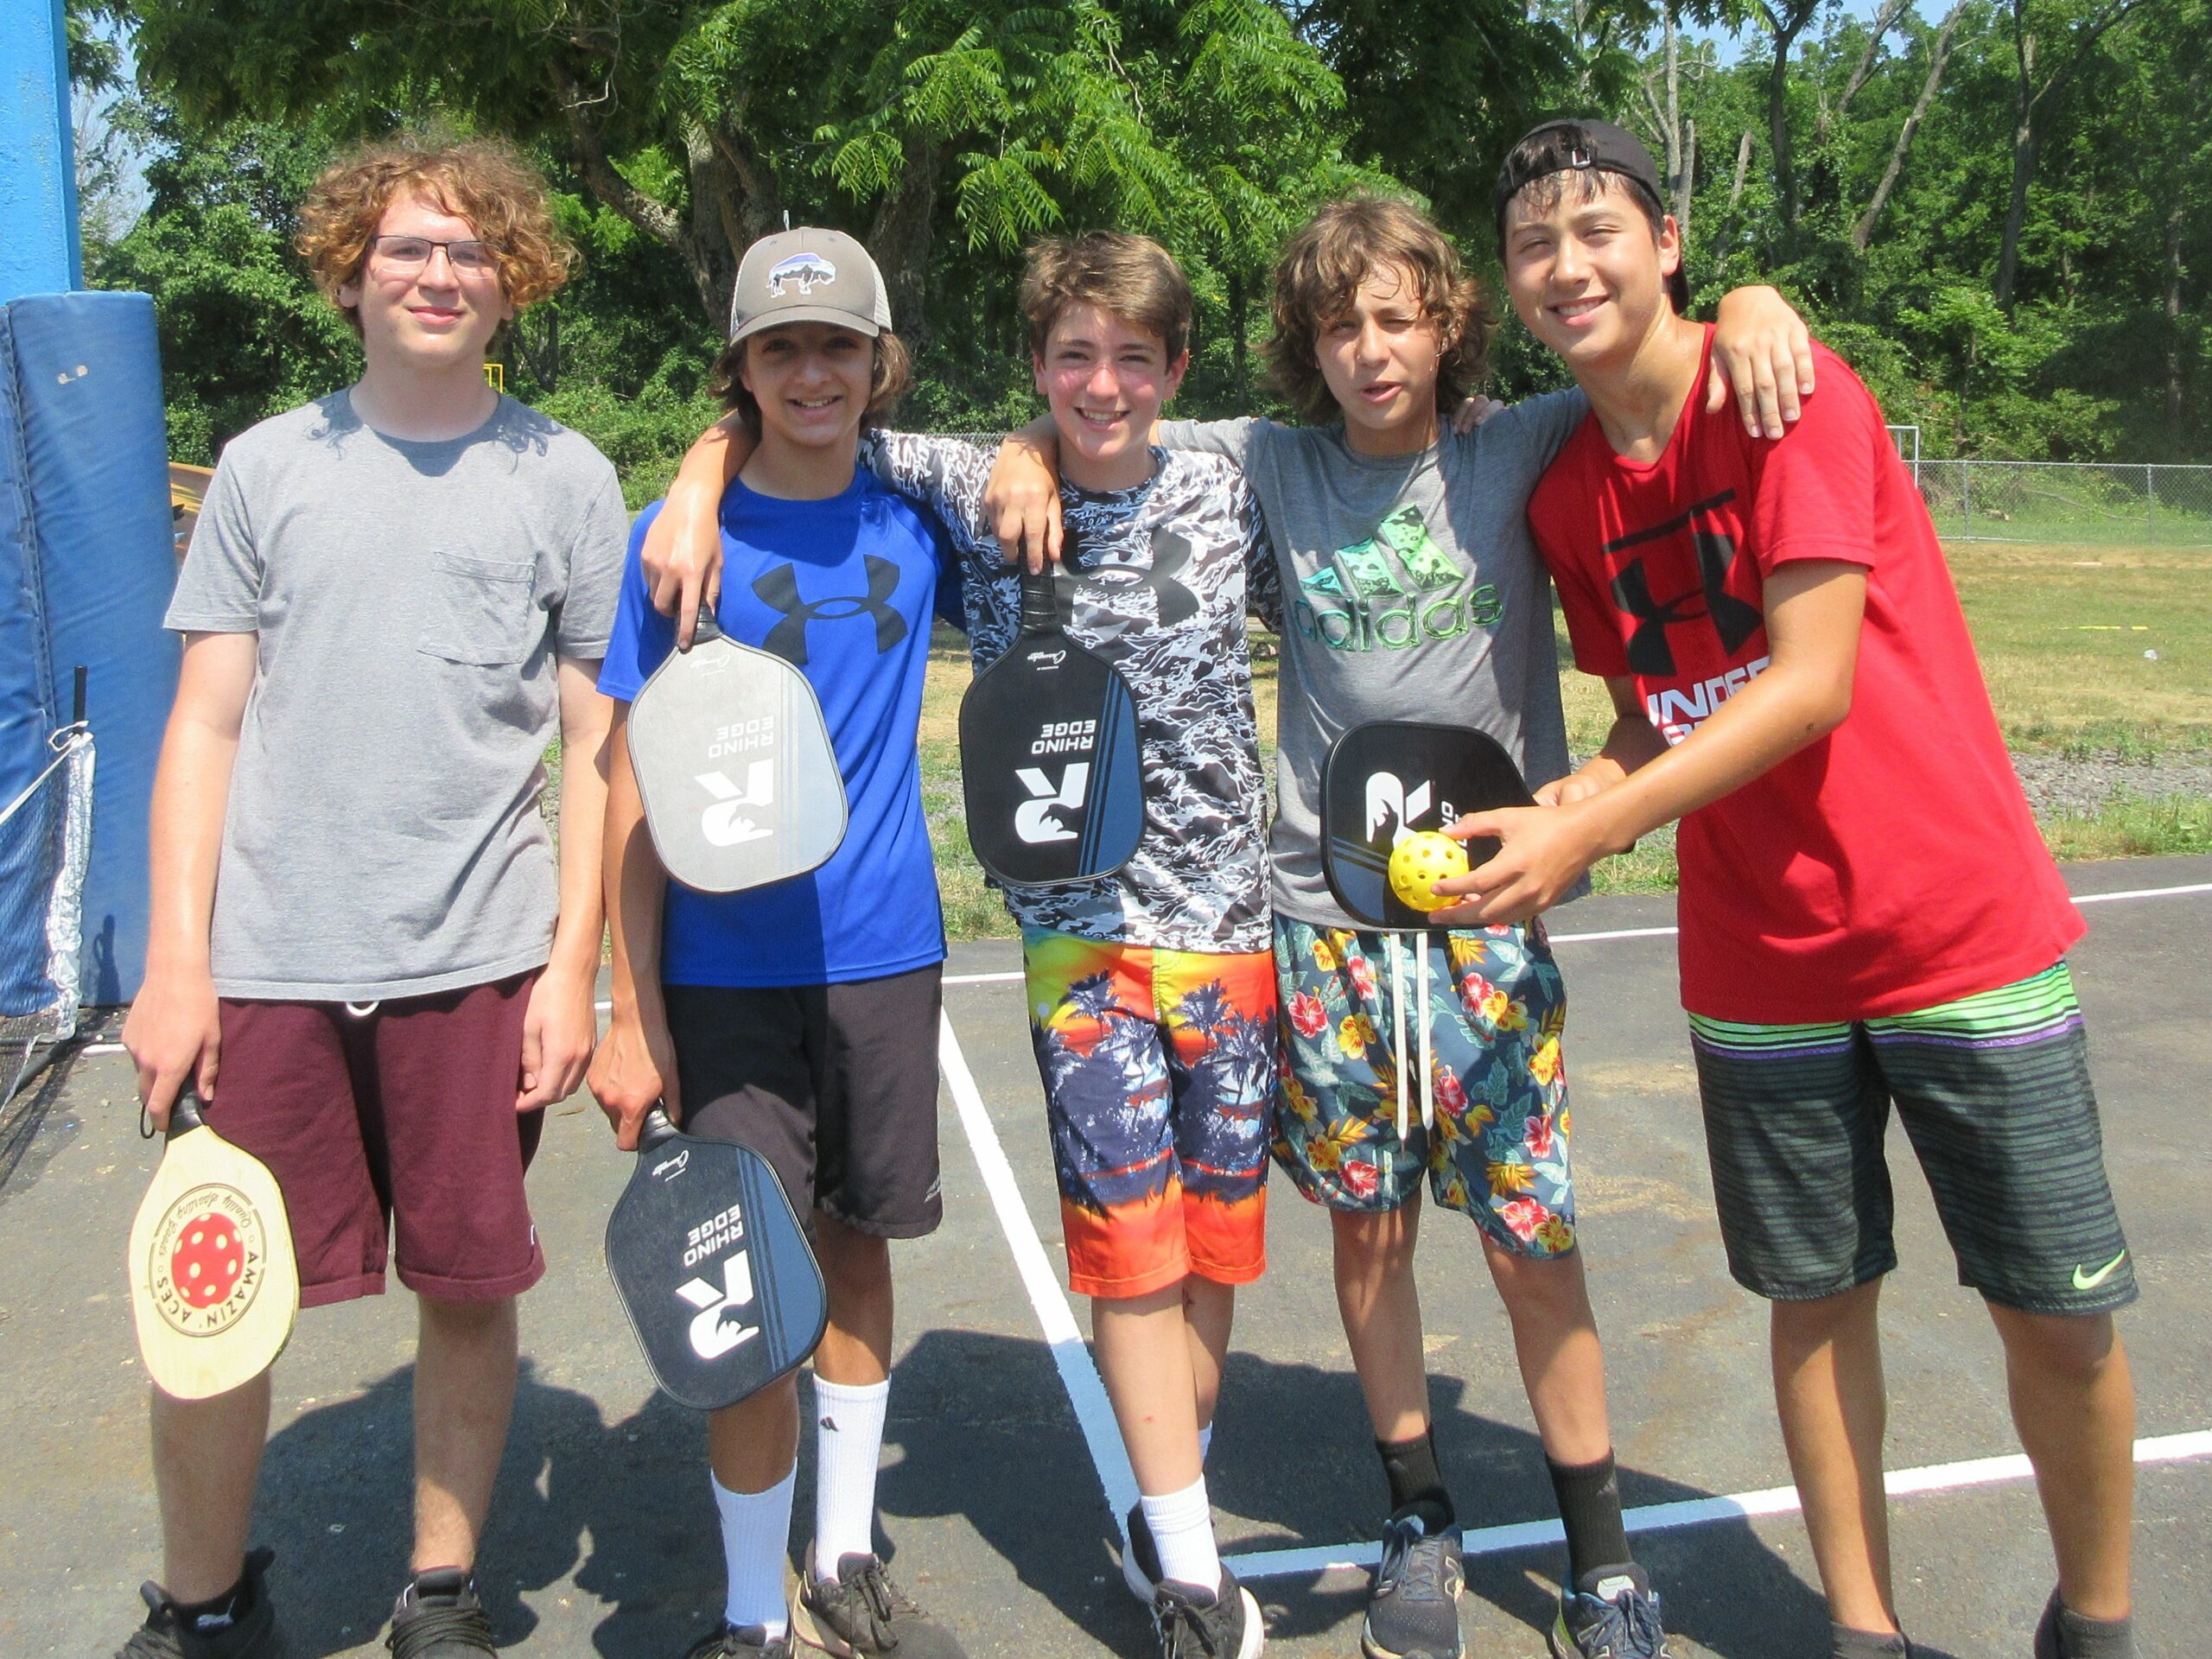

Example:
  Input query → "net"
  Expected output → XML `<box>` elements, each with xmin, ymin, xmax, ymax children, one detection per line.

<box><xmin>0</xmin><ymin>670</ymin><xmax>96</xmax><ymax>1104</ymax></box>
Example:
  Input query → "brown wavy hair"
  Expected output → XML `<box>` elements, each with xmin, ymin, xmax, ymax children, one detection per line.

<box><xmin>1020</xmin><ymin>232</ymin><xmax>1193</xmax><ymax>362</ymax></box>
<box><xmin>710</xmin><ymin>329</ymin><xmax>913</xmax><ymax>439</ymax></box>
<box><xmin>1267</xmin><ymin>196</ymin><xmax>1497</xmax><ymax>425</ymax></box>
<box><xmin>297</xmin><ymin>136</ymin><xmax>574</xmax><ymax>334</ymax></box>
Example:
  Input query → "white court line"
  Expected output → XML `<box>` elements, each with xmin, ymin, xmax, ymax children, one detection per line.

<box><xmin>1224</xmin><ymin>1429</ymin><xmax>2212</xmax><ymax>1581</ymax></box>
<box><xmin>945</xmin><ymin>969</ymin><xmax>1027</xmax><ymax>986</ymax></box>
<box><xmin>937</xmin><ymin>1010</ymin><xmax>1141</xmax><ymax>1526</ymax></box>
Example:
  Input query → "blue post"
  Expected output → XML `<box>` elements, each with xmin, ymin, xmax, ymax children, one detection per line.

<box><xmin>0</xmin><ymin>0</ymin><xmax>85</xmax><ymax>302</ymax></box>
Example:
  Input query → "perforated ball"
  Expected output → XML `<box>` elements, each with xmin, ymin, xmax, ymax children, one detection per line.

<box><xmin>1388</xmin><ymin>831</ymin><xmax>1469</xmax><ymax>912</ymax></box>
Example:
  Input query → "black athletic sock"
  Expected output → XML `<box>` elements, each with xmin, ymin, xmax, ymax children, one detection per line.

<box><xmin>2043</xmin><ymin>1592</ymin><xmax>2135</xmax><ymax>1659</ymax></box>
<box><xmin>170</xmin><ymin>1566</ymin><xmax>256</xmax><ymax>1637</ymax></box>
<box><xmin>1831</xmin><ymin>1624</ymin><xmax>1910</xmax><ymax>1659</ymax></box>
<box><xmin>1375</xmin><ymin>1430</ymin><xmax>1455</xmax><ymax>1529</ymax></box>
<box><xmin>1547</xmin><ymin>1451</ymin><xmax>1633</xmax><ymax>1589</ymax></box>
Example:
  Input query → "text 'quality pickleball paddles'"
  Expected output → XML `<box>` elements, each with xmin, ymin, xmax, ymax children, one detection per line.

<box><xmin>129</xmin><ymin>1088</ymin><xmax>300</xmax><ymax>1401</ymax></box>
<box><xmin>606</xmin><ymin>1109</ymin><xmax>828</xmax><ymax>1413</ymax></box>
<box><xmin>958</xmin><ymin>562</ymin><xmax>1142</xmax><ymax>887</ymax></box>
<box><xmin>627</xmin><ymin>603</ymin><xmax>847</xmax><ymax>895</ymax></box>
<box><xmin>1321</xmin><ymin>721</ymin><xmax>1536</xmax><ymax>930</ymax></box>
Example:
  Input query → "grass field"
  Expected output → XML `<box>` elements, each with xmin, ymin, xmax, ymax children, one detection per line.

<box><xmin>923</xmin><ymin>540</ymin><xmax>2211</xmax><ymax>936</ymax></box>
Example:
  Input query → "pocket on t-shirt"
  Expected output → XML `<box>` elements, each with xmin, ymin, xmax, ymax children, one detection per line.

<box><xmin>420</xmin><ymin>553</ymin><xmax>540</xmax><ymax>666</ymax></box>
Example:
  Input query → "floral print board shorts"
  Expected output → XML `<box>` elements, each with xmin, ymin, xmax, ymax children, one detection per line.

<box><xmin>1023</xmin><ymin>929</ymin><xmax>1276</xmax><ymax>1300</ymax></box>
<box><xmin>1274</xmin><ymin>916</ymin><xmax>1576</xmax><ymax>1258</ymax></box>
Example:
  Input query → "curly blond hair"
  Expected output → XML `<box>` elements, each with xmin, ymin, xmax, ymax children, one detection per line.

<box><xmin>297</xmin><ymin>136</ymin><xmax>574</xmax><ymax>334</ymax></box>
<box><xmin>1267</xmin><ymin>195</ymin><xmax>1496</xmax><ymax>426</ymax></box>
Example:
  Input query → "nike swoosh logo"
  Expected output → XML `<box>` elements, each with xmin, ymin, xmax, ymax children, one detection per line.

<box><xmin>2072</xmin><ymin>1249</ymin><xmax>2128</xmax><ymax>1291</ymax></box>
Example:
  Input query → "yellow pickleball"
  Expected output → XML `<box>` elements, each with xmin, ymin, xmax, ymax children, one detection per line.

<box><xmin>1388</xmin><ymin>830</ymin><xmax>1469</xmax><ymax>912</ymax></box>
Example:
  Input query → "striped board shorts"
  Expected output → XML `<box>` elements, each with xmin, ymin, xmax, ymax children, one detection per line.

<box><xmin>1688</xmin><ymin>961</ymin><xmax>2134</xmax><ymax>1315</ymax></box>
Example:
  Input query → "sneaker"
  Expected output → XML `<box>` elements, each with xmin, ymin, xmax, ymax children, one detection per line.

<box><xmin>118</xmin><ymin>1548</ymin><xmax>289</xmax><ymax>1659</ymax></box>
<box><xmin>683</xmin><ymin>1624</ymin><xmax>793</xmax><ymax>1659</ymax></box>
<box><xmin>1549</xmin><ymin>1567</ymin><xmax>1675</xmax><ymax>1658</ymax></box>
<box><xmin>385</xmin><ymin>1568</ymin><xmax>496</xmax><ymax>1658</ymax></box>
<box><xmin>1362</xmin><ymin>1510</ymin><xmax>1464</xmax><ymax>1659</ymax></box>
<box><xmin>1122</xmin><ymin>1502</ymin><xmax>1164</xmax><ymax>1604</ymax></box>
<box><xmin>1153</xmin><ymin>1567</ymin><xmax>1265</xmax><ymax>1659</ymax></box>
<box><xmin>792</xmin><ymin>1551</ymin><xmax>967</xmax><ymax>1659</ymax></box>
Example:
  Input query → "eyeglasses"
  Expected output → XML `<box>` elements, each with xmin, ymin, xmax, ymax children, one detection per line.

<box><xmin>366</xmin><ymin>235</ymin><xmax>501</xmax><ymax>276</ymax></box>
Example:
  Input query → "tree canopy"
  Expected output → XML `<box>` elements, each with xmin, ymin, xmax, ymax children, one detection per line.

<box><xmin>74</xmin><ymin>0</ymin><xmax>2206</xmax><ymax>484</ymax></box>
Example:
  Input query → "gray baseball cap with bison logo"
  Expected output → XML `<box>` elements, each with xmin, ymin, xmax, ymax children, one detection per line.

<box><xmin>728</xmin><ymin>228</ymin><xmax>893</xmax><ymax>344</ymax></box>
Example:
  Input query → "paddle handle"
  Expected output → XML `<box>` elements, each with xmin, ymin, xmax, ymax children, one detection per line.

<box><xmin>1018</xmin><ymin>563</ymin><xmax>1058</xmax><ymax>634</ymax></box>
<box><xmin>639</xmin><ymin>1106</ymin><xmax>681</xmax><ymax>1150</ymax></box>
<box><xmin>691</xmin><ymin>599</ymin><xmax>723</xmax><ymax>645</ymax></box>
<box><xmin>166</xmin><ymin>1085</ymin><xmax>207</xmax><ymax>1140</ymax></box>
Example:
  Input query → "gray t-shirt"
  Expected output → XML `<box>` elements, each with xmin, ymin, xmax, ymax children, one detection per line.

<box><xmin>167</xmin><ymin>391</ymin><xmax>628</xmax><ymax>1000</ymax></box>
<box><xmin>1161</xmin><ymin>395</ymin><xmax>1587</xmax><ymax>929</ymax></box>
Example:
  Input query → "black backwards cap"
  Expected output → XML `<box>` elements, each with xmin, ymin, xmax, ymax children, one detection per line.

<box><xmin>1494</xmin><ymin>118</ymin><xmax>1691</xmax><ymax>315</ymax></box>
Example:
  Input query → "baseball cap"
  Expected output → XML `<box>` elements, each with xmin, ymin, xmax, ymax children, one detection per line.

<box><xmin>1494</xmin><ymin>118</ymin><xmax>1689</xmax><ymax>313</ymax></box>
<box><xmin>728</xmin><ymin>228</ymin><xmax>893</xmax><ymax>344</ymax></box>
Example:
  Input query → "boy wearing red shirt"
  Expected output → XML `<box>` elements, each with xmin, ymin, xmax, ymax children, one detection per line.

<box><xmin>1454</xmin><ymin>120</ymin><xmax>2138</xmax><ymax>1659</ymax></box>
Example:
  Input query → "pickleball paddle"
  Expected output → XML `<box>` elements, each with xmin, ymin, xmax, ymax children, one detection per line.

<box><xmin>605</xmin><ymin>1108</ymin><xmax>828</xmax><ymax>1413</ymax></box>
<box><xmin>1321</xmin><ymin>721</ymin><xmax>1535</xmax><ymax>930</ymax></box>
<box><xmin>958</xmin><ymin>561</ymin><xmax>1143</xmax><ymax>887</ymax></box>
<box><xmin>128</xmin><ymin>1087</ymin><xmax>300</xmax><ymax>1400</ymax></box>
<box><xmin>627</xmin><ymin>603</ymin><xmax>847</xmax><ymax>894</ymax></box>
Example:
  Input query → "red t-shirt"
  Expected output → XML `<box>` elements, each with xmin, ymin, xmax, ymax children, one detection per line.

<box><xmin>1528</xmin><ymin>329</ymin><xmax>2081</xmax><ymax>1023</ymax></box>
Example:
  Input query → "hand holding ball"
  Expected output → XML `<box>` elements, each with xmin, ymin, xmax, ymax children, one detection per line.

<box><xmin>1387</xmin><ymin>831</ymin><xmax>1470</xmax><ymax>913</ymax></box>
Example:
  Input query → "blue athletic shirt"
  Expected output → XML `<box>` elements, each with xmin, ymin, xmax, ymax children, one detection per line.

<box><xmin>598</xmin><ymin>465</ymin><xmax>963</xmax><ymax>988</ymax></box>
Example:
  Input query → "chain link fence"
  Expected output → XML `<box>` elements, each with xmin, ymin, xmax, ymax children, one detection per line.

<box><xmin>1885</xmin><ymin>429</ymin><xmax>2212</xmax><ymax>545</ymax></box>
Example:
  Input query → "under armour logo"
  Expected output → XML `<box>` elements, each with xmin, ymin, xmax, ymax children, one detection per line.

<box><xmin>677</xmin><ymin>1253</ymin><xmax>761</xmax><ymax>1361</ymax></box>
<box><xmin>752</xmin><ymin>557</ymin><xmax>907</xmax><ymax>665</ymax></box>
<box><xmin>1603</xmin><ymin>490</ymin><xmax>1763</xmax><ymax>677</ymax></box>
<box><xmin>1014</xmin><ymin>764</ymin><xmax>1090</xmax><ymax>843</ymax></box>
<box><xmin>696</xmin><ymin>761</ymin><xmax>775</xmax><ymax>846</ymax></box>
<box><xmin>1072</xmin><ymin>528</ymin><xmax>1199</xmax><ymax>630</ymax></box>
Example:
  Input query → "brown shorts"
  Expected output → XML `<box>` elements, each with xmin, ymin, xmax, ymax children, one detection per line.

<box><xmin>664</xmin><ymin>964</ymin><xmax>944</xmax><ymax>1240</ymax></box>
<box><xmin>207</xmin><ymin>972</ymin><xmax>545</xmax><ymax>1307</ymax></box>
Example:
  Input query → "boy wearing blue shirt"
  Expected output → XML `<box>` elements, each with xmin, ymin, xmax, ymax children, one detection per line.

<box><xmin>590</xmin><ymin>230</ymin><xmax>966</xmax><ymax>1659</ymax></box>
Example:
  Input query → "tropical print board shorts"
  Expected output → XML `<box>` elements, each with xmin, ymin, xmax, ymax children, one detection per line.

<box><xmin>1274</xmin><ymin>916</ymin><xmax>1576</xmax><ymax>1258</ymax></box>
<box><xmin>1023</xmin><ymin>929</ymin><xmax>1275</xmax><ymax>1299</ymax></box>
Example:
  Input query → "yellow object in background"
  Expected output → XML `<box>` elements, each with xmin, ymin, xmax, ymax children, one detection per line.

<box><xmin>1388</xmin><ymin>831</ymin><xmax>1469</xmax><ymax>912</ymax></box>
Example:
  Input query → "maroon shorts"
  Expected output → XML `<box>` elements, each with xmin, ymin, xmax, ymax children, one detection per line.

<box><xmin>207</xmin><ymin>972</ymin><xmax>545</xmax><ymax>1307</ymax></box>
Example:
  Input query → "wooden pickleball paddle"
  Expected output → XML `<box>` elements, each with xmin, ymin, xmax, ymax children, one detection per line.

<box><xmin>128</xmin><ymin>1087</ymin><xmax>300</xmax><ymax>1400</ymax></box>
<box><xmin>626</xmin><ymin>602</ymin><xmax>847</xmax><ymax>895</ymax></box>
<box><xmin>605</xmin><ymin>1108</ymin><xmax>828</xmax><ymax>1412</ymax></box>
<box><xmin>1321</xmin><ymin>721</ymin><xmax>1535</xmax><ymax>930</ymax></box>
<box><xmin>958</xmin><ymin>561</ymin><xmax>1143</xmax><ymax>887</ymax></box>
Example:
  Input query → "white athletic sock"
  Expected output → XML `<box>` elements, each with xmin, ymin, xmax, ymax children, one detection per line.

<box><xmin>712</xmin><ymin>1465</ymin><xmax>795</xmax><ymax>1637</ymax></box>
<box><xmin>812</xmin><ymin>1375</ymin><xmax>891</xmax><ymax>1581</ymax></box>
<box><xmin>1141</xmin><ymin>1475</ymin><xmax>1221</xmax><ymax>1592</ymax></box>
<box><xmin>1198</xmin><ymin>1423</ymin><xmax>1215</xmax><ymax>1467</ymax></box>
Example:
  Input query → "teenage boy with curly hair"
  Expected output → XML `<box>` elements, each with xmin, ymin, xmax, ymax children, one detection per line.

<box><xmin>118</xmin><ymin>136</ymin><xmax>627</xmax><ymax>1659</ymax></box>
<box><xmin>1472</xmin><ymin>118</ymin><xmax>2138</xmax><ymax>1659</ymax></box>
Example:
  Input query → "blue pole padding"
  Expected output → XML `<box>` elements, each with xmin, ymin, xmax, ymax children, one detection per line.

<box><xmin>0</xmin><ymin>0</ymin><xmax>85</xmax><ymax>302</ymax></box>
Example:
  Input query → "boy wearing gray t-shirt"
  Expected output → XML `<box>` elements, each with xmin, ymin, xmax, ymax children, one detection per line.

<box><xmin>118</xmin><ymin>138</ymin><xmax>626</xmax><ymax>1659</ymax></box>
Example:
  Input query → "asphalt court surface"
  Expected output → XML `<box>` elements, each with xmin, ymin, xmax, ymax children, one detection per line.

<box><xmin>2</xmin><ymin>855</ymin><xmax>2206</xmax><ymax>1656</ymax></box>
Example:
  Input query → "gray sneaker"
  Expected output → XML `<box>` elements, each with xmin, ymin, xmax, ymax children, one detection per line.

<box><xmin>1361</xmin><ymin>1510</ymin><xmax>1464</xmax><ymax>1659</ymax></box>
<box><xmin>793</xmin><ymin>1552</ymin><xmax>967</xmax><ymax>1659</ymax></box>
<box><xmin>1549</xmin><ymin>1567</ymin><xmax>1675</xmax><ymax>1658</ymax></box>
<box><xmin>118</xmin><ymin>1548</ymin><xmax>289</xmax><ymax>1659</ymax></box>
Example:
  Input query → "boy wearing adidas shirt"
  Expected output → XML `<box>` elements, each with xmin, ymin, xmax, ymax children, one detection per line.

<box><xmin>645</xmin><ymin>232</ymin><xmax>1279</xmax><ymax>1659</ymax></box>
<box><xmin>1468</xmin><ymin>120</ymin><xmax>2138</xmax><ymax>1659</ymax></box>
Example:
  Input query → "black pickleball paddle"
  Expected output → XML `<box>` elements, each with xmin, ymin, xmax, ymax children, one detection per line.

<box><xmin>1320</xmin><ymin>721</ymin><xmax>1535</xmax><ymax>930</ymax></box>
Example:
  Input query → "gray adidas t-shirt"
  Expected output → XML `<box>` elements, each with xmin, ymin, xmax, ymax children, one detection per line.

<box><xmin>167</xmin><ymin>391</ymin><xmax>628</xmax><ymax>1000</ymax></box>
<box><xmin>1161</xmin><ymin>395</ymin><xmax>1587</xmax><ymax>929</ymax></box>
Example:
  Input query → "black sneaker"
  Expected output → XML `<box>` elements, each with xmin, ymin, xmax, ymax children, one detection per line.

<box><xmin>1361</xmin><ymin>1509</ymin><xmax>1464</xmax><ymax>1659</ymax></box>
<box><xmin>683</xmin><ymin>1624</ymin><xmax>792</xmax><ymax>1659</ymax></box>
<box><xmin>118</xmin><ymin>1548</ymin><xmax>289</xmax><ymax>1659</ymax></box>
<box><xmin>1153</xmin><ymin>1567</ymin><xmax>1265</xmax><ymax>1659</ymax></box>
<box><xmin>385</xmin><ymin>1568</ymin><xmax>496</xmax><ymax>1658</ymax></box>
<box><xmin>792</xmin><ymin>1552</ymin><xmax>967</xmax><ymax>1659</ymax></box>
<box><xmin>1549</xmin><ymin>1567</ymin><xmax>1675</xmax><ymax>1658</ymax></box>
<box><xmin>1122</xmin><ymin>1502</ymin><xmax>1164</xmax><ymax>1604</ymax></box>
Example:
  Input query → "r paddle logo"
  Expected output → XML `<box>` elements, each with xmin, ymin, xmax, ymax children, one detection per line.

<box><xmin>129</xmin><ymin>1088</ymin><xmax>300</xmax><ymax>1400</ymax></box>
<box><xmin>606</xmin><ymin>1109</ymin><xmax>828</xmax><ymax>1412</ymax></box>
